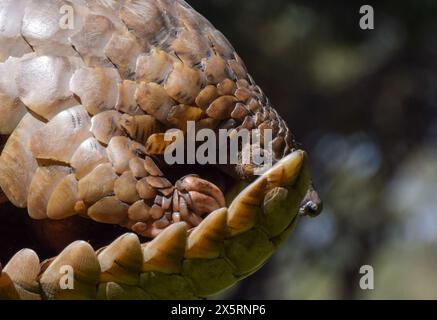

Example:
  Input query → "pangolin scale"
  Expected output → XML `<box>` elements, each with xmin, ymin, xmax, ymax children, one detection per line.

<box><xmin>0</xmin><ymin>0</ymin><xmax>321</xmax><ymax>300</ymax></box>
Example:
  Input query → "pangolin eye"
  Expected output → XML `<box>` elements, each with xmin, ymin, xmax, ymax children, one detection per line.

<box><xmin>0</xmin><ymin>0</ymin><xmax>321</xmax><ymax>300</ymax></box>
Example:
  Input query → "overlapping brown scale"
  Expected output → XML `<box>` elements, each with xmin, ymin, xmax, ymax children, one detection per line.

<box><xmin>173</xmin><ymin>0</ymin><xmax>208</xmax><ymax>31</ymax></box>
<box><xmin>206</xmin><ymin>29</ymin><xmax>235</xmax><ymax>60</ymax></box>
<box><xmin>116</xmin><ymin>80</ymin><xmax>143</xmax><ymax>115</ymax></box>
<box><xmin>0</xmin><ymin>57</ymin><xmax>27</xmax><ymax>135</ymax></box>
<box><xmin>88</xmin><ymin>196</ymin><xmax>129</xmax><ymax>225</ymax></box>
<box><xmin>164</xmin><ymin>62</ymin><xmax>203</xmax><ymax>105</ymax></box>
<box><xmin>28</xmin><ymin>166</ymin><xmax>72</xmax><ymax>220</ymax></box>
<box><xmin>119</xmin><ymin>0</ymin><xmax>169</xmax><ymax>50</ymax></box>
<box><xmin>160</xmin><ymin>187</ymin><xmax>175</xmax><ymax>197</ymax></box>
<box><xmin>21</xmin><ymin>0</ymin><xmax>79</xmax><ymax>57</ymax></box>
<box><xmin>85</xmin><ymin>1</ymin><xmax>132</xmax><ymax>32</ymax></box>
<box><xmin>227</xmin><ymin>151</ymin><xmax>304</xmax><ymax>236</ymax></box>
<box><xmin>78</xmin><ymin>163</ymin><xmax>117</xmax><ymax>204</ymax></box>
<box><xmin>29</xmin><ymin>105</ymin><xmax>92</xmax><ymax>163</ymax></box>
<box><xmin>167</xmin><ymin>105</ymin><xmax>203</xmax><ymax>131</ymax></box>
<box><xmin>142</xmin><ymin>222</ymin><xmax>188</xmax><ymax>274</ymax></box>
<box><xmin>203</xmin><ymin>54</ymin><xmax>229</xmax><ymax>85</ymax></box>
<box><xmin>146</xmin><ymin>176</ymin><xmax>172</xmax><ymax>189</ymax></box>
<box><xmin>234</xmin><ymin>87</ymin><xmax>253</xmax><ymax>103</ymax></box>
<box><xmin>104</xmin><ymin>30</ymin><xmax>141</xmax><ymax>78</ymax></box>
<box><xmin>261</xmin><ymin>188</ymin><xmax>297</xmax><ymax>239</ymax></box>
<box><xmin>144</xmin><ymin>156</ymin><xmax>164</xmax><ymax>176</ymax></box>
<box><xmin>128</xmin><ymin>200</ymin><xmax>151</xmax><ymax>222</ymax></box>
<box><xmin>0</xmin><ymin>114</ymin><xmax>44</xmax><ymax>207</ymax></box>
<box><xmin>136</xmin><ymin>177</ymin><xmax>157</xmax><ymax>200</ymax></box>
<box><xmin>131</xmin><ymin>140</ymin><xmax>147</xmax><ymax>155</ymax></box>
<box><xmin>47</xmin><ymin>174</ymin><xmax>80</xmax><ymax>220</ymax></box>
<box><xmin>0</xmin><ymin>0</ymin><xmax>32</xmax><ymax>62</ymax></box>
<box><xmin>69</xmin><ymin>13</ymin><xmax>114</xmax><ymax>67</ymax></box>
<box><xmin>256</xmin><ymin>111</ymin><xmax>269</xmax><ymax>128</ymax></box>
<box><xmin>144</xmin><ymin>0</ymin><xmax>179</xmax><ymax>49</ymax></box>
<box><xmin>129</xmin><ymin>222</ymin><xmax>149</xmax><ymax>237</ymax></box>
<box><xmin>16</xmin><ymin>55</ymin><xmax>82</xmax><ymax>119</ymax></box>
<box><xmin>129</xmin><ymin>157</ymin><xmax>148</xmax><ymax>178</ymax></box>
<box><xmin>231</xmin><ymin>103</ymin><xmax>250</xmax><ymax>121</ymax></box>
<box><xmin>171</xmin><ymin>29</ymin><xmax>210</xmax><ymax>67</ymax></box>
<box><xmin>247</xmin><ymin>98</ymin><xmax>262</xmax><ymax>113</ymax></box>
<box><xmin>150</xmin><ymin>204</ymin><xmax>165</xmax><ymax>220</ymax></box>
<box><xmin>0</xmin><ymin>37</ymin><xmax>30</xmax><ymax>65</ymax></box>
<box><xmin>228</xmin><ymin>57</ymin><xmax>248</xmax><ymax>81</ymax></box>
<box><xmin>135</xmin><ymin>82</ymin><xmax>176</xmax><ymax>125</ymax></box>
<box><xmin>39</xmin><ymin>241</ymin><xmax>100</xmax><ymax>300</ymax></box>
<box><xmin>264</xmin><ymin>151</ymin><xmax>305</xmax><ymax>191</ymax></box>
<box><xmin>217</xmin><ymin>78</ymin><xmax>237</xmax><ymax>96</ymax></box>
<box><xmin>119</xmin><ymin>114</ymin><xmax>162</xmax><ymax>145</ymax></box>
<box><xmin>185</xmin><ymin>208</ymin><xmax>228</xmax><ymax>259</ymax></box>
<box><xmin>70</xmin><ymin>67</ymin><xmax>121</xmax><ymax>115</ymax></box>
<box><xmin>3</xmin><ymin>249</ymin><xmax>40</xmax><ymax>294</ymax></box>
<box><xmin>195</xmin><ymin>85</ymin><xmax>219</xmax><ymax>110</ymax></box>
<box><xmin>71</xmin><ymin>137</ymin><xmax>110</xmax><ymax>179</ymax></box>
<box><xmin>114</xmin><ymin>171</ymin><xmax>140</xmax><ymax>204</ymax></box>
<box><xmin>98</xmin><ymin>233</ymin><xmax>143</xmax><ymax>285</ymax></box>
<box><xmin>236</xmin><ymin>78</ymin><xmax>250</xmax><ymax>89</ymax></box>
<box><xmin>145</xmin><ymin>133</ymin><xmax>176</xmax><ymax>156</ymax></box>
<box><xmin>106</xmin><ymin>136</ymin><xmax>137</xmax><ymax>174</ymax></box>
<box><xmin>135</xmin><ymin>48</ymin><xmax>176</xmax><ymax>84</ymax></box>
<box><xmin>206</xmin><ymin>96</ymin><xmax>236</xmax><ymax>120</ymax></box>
<box><xmin>240</xmin><ymin>116</ymin><xmax>256</xmax><ymax>130</ymax></box>
<box><xmin>227</xmin><ymin>177</ymin><xmax>267</xmax><ymax>236</ymax></box>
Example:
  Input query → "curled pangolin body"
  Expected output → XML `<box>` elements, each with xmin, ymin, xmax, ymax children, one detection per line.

<box><xmin>0</xmin><ymin>0</ymin><xmax>293</xmax><ymax>236</ymax></box>
<box><xmin>0</xmin><ymin>0</ymin><xmax>318</xmax><ymax>300</ymax></box>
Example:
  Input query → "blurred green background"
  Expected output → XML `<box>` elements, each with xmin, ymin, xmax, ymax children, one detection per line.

<box><xmin>188</xmin><ymin>0</ymin><xmax>437</xmax><ymax>299</ymax></box>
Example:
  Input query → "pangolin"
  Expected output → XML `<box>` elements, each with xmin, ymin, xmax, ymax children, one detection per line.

<box><xmin>0</xmin><ymin>0</ymin><xmax>321</xmax><ymax>300</ymax></box>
